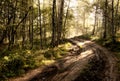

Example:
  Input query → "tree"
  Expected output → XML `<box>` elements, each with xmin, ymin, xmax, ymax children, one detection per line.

<box><xmin>92</xmin><ymin>3</ymin><xmax>98</xmax><ymax>35</ymax></box>
<box><xmin>111</xmin><ymin>0</ymin><xmax>115</xmax><ymax>42</ymax></box>
<box><xmin>115</xmin><ymin>0</ymin><xmax>120</xmax><ymax>33</ymax></box>
<box><xmin>63</xmin><ymin>0</ymin><xmax>71</xmax><ymax>38</ymax></box>
<box><xmin>43</xmin><ymin>0</ymin><xmax>47</xmax><ymax>46</ymax></box>
<box><xmin>103</xmin><ymin>0</ymin><xmax>108</xmax><ymax>39</ymax></box>
<box><xmin>38</xmin><ymin>0</ymin><xmax>43</xmax><ymax>49</ymax></box>
<box><xmin>57</xmin><ymin>0</ymin><xmax>65</xmax><ymax>45</ymax></box>
<box><xmin>51</xmin><ymin>0</ymin><xmax>57</xmax><ymax>47</ymax></box>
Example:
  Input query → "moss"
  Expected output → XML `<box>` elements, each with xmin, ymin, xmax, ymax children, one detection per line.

<box><xmin>0</xmin><ymin>41</ymin><xmax>70</xmax><ymax>80</ymax></box>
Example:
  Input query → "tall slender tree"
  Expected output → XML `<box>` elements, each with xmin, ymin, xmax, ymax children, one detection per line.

<box><xmin>57</xmin><ymin>0</ymin><xmax>65</xmax><ymax>45</ymax></box>
<box><xmin>63</xmin><ymin>0</ymin><xmax>71</xmax><ymax>38</ymax></box>
<box><xmin>51</xmin><ymin>0</ymin><xmax>57</xmax><ymax>47</ymax></box>
<box><xmin>111</xmin><ymin>0</ymin><xmax>115</xmax><ymax>42</ymax></box>
<box><xmin>103</xmin><ymin>0</ymin><xmax>108</xmax><ymax>39</ymax></box>
<box><xmin>115</xmin><ymin>0</ymin><xmax>120</xmax><ymax>33</ymax></box>
<box><xmin>92</xmin><ymin>4</ymin><xmax>98</xmax><ymax>35</ymax></box>
<box><xmin>38</xmin><ymin>0</ymin><xmax>43</xmax><ymax>48</ymax></box>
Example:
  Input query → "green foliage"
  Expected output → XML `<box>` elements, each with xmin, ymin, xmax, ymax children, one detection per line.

<box><xmin>77</xmin><ymin>34</ymin><xmax>91</xmax><ymax>40</ymax></box>
<box><xmin>95</xmin><ymin>38</ymin><xmax>120</xmax><ymax>51</ymax></box>
<box><xmin>0</xmin><ymin>42</ymin><xmax>69</xmax><ymax>80</ymax></box>
<box><xmin>0</xmin><ymin>49</ymin><xmax>36</xmax><ymax>80</ymax></box>
<box><xmin>0</xmin><ymin>54</ymin><xmax>25</xmax><ymax>80</ymax></box>
<box><xmin>44</xmin><ymin>47</ymin><xmax>67</xmax><ymax>60</ymax></box>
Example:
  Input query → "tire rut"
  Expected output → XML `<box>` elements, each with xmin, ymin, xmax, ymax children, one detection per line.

<box><xmin>9</xmin><ymin>38</ymin><xmax>118</xmax><ymax>81</ymax></box>
<box><xmin>73</xmin><ymin>38</ymin><xmax>118</xmax><ymax>81</ymax></box>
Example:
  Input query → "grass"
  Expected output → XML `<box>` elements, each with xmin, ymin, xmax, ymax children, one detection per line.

<box><xmin>0</xmin><ymin>42</ymin><xmax>72</xmax><ymax>80</ymax></box>
<box><xmin>1</xmin><ymin>34</ymin><xmax>120</xmax><ymax>80</ymax></box>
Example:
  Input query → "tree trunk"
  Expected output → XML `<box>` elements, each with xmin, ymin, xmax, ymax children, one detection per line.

<box><xmin>115</xmin><ymin>0</ymin><xmax>119</xmax><ymax>33</ymax></box>
<box><xmin>43</xmin><ymin>0</ymin><xmax>46</xmax><ymax>47</ymax></box>
<box><xmin>57</xmin><ymin>0</ymin><xmax>64</xmax><ymax>45</ymax></box>
<box><xmin>38</xmin><ymin>0</ymin><xmax>43</xmax><ymax>49</ymax></box>
<box><xmin>111</xmin><ymin>0</ymin><xmax>115</xmax><ymax>42</ymax></box>
<box><xmin>51</xmin><ymin>0</ymin><xmax>57</xmax><ymax>47</ymax></box>
<box><xmin>92</xmin><ymin>6</ymin><xmax>98</xmax><ymax>35</ymax></box>
<box><xmin>103</xmin><ymin>0</ymin><xmax>108</xmax><ymax>39</ymax></box>
<box><xmin>63</xmin><ymin>0</ymin><xmax>71</xmax><ymax>38</ymax></box>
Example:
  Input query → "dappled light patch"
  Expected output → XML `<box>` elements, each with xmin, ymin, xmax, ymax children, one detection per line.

<box><xmin>80</xmin><ymin>50</ymin><xmax>93</xmax><ymax>58</ymax></box>
<box><xmin>26</xmin><ymin>50</ymin><xmax>32</xmax><ymax>54</ymax></box>
<box><xmin>29</xmin><ymin>38</ymin><xmax>100</xmax><ymax>81</ymax></box>
<box><xmin>0</xmin><ymin>0</ymin><xmax>120</xmax><ymax>80</ymax></box>
<box><xmin>90</xmin><ymin>36</ymin><xmax>99</xmax><ymax>40</ymax></box>
<box><xmin>77</xmin><ymin>42</ymin><xmax>85</xmax><ymax>48</ymax></box>
<box><xmin>41</xmin><ymin>60</ymin><xmax>55</xmax><ymax>65</ymax></box>
<box><xmin>62</xmin><ymin>43</ymin><xmax>72</xmax><ymax>50</ymax></box>
<box><xmin>4</xmin><ymin>56</ymin><xmax>9</xmax><ymax>61</ymax></box>
<box><xmin>5</xmin><ymin>37</ymin><xmax>118</xmax><ymax>81</ymax></box>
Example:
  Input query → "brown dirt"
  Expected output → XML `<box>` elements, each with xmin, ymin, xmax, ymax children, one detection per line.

<box><xmin>8</xmin><ymin>38</ymin><xmax>119</xmax><ymax>81</ymax></box>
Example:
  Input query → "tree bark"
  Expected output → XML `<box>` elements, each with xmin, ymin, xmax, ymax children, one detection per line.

<box><xmin>103</xmin><ymin>0</ymin><xmax>108</xmax><ymax>39</ymax></box>
<box><xmin>38</xmin><ymin>0</ymin><xmax>43</xmax><ymax>49</ymax></box>
<box><xmin>57</xmin><ymin>0</ymin><xmax>65</xmax><ymax>45</ymax></box>
<box><xmin>51</xmin><ymin>0</ymin><xmax>57</xmax><ymax>47</ymax></box>
<box><xmin>115</xmin><ymin>0</ymin><xmax>119</xmax><ymax>33</ymax></box>
<box><xmin>111</xmin><ymin>0</ymin><xmax>115</xmax><ymax>42</ymax></box>
<box><xmin>92</xmin><ymin>6</ymin><xmax>98</xmax><ymax>35</ymax></box>
<box><xmin>63</xmin><ymin>0</ymin><xmax>71</xmax><ymax>38</ymax></box>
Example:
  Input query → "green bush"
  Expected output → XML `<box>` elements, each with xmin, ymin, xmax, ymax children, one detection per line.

<box><xmin>0</xmin><ymin>41</ymin><xmax>69</xmax><ymax>80</ymax></box>
<box><xmin>0</xmin><ymin>55</ymin><xmax>25</xmax><ymax>80</ymax></box>
<box><xmin>44</xmin><ymin>49</ymin><xmax>54</xmax><ymax>59</ymax></box>
<box><xmin>24</xmin><ymin>55</ymin><xmax>36</xmax><ymax>70</ymax></box>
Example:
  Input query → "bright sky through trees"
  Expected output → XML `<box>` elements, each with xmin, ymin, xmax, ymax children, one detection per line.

<box><xmin>33</xmin><ymin>0</ymin><xmax>102</xmax><ymax>38</ymax></box>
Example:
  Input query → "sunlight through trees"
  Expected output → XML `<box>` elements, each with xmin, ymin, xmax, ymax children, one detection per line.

<box><xmin>0</xmin><ymin>0</ymin><xmax>120</xmax><ymax>80</ymax></box>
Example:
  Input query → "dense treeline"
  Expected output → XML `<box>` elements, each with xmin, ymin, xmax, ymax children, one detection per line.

<box><xmin>0</xmin><ymin>0</ymin><xmax>69</xmax><ymax>49</ymax></box>
<box><xmin>91</xmin><ymin>0</ymin><xmax>120</xmax><ymax>41</ymax></box>
<box><xmin>0</xmin><ymin>0</ymin><xmax>120</xmax><ymax>50</ymax></box>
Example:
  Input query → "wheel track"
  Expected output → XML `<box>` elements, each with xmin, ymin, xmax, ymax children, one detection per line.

<box><xmin>69</xmin><ymin>38</ymin><xmax>118</xmax><ymax>81</ymax></box>
<box><xmin>9</xmin><ymin>38</ymin><xmax>118</xmax><ymax>81</ymax></box>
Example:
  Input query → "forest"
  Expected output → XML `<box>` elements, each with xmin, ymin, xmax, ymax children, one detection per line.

<box><xmin>0</xmin><ymin>0</ymin><xmax>120</xmax><ymax>81</ymax></box>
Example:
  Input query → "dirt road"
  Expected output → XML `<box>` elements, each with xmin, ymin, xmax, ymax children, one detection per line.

<box><xmin>9</xmin><ymin>38</ymin><xmax>118</xmax><ymax>81</ymax></box>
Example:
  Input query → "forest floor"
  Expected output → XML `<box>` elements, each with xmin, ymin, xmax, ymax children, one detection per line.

<box><xmin>9</xmin><ymin>37</ymin><xmax>119</xmax><ymax>81</ymax></box>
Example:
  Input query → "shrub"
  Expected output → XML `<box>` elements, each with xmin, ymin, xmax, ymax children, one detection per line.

<box><xmin>0</xmin><ymin>55</ymin><xmax>25</xmax><ymax>80</ymax></box>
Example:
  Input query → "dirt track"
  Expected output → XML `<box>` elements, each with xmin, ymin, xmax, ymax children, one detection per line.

<box><xmin>9</xmin><ymin>38</ymin><xmax>118</xmax><ymax>81</ymax></box>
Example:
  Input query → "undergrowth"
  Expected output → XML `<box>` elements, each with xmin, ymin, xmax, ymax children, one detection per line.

<box><xmin>0</xmin><ymin>42</ymin><xmax>72</xmax><ymax>80</ymax></box>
